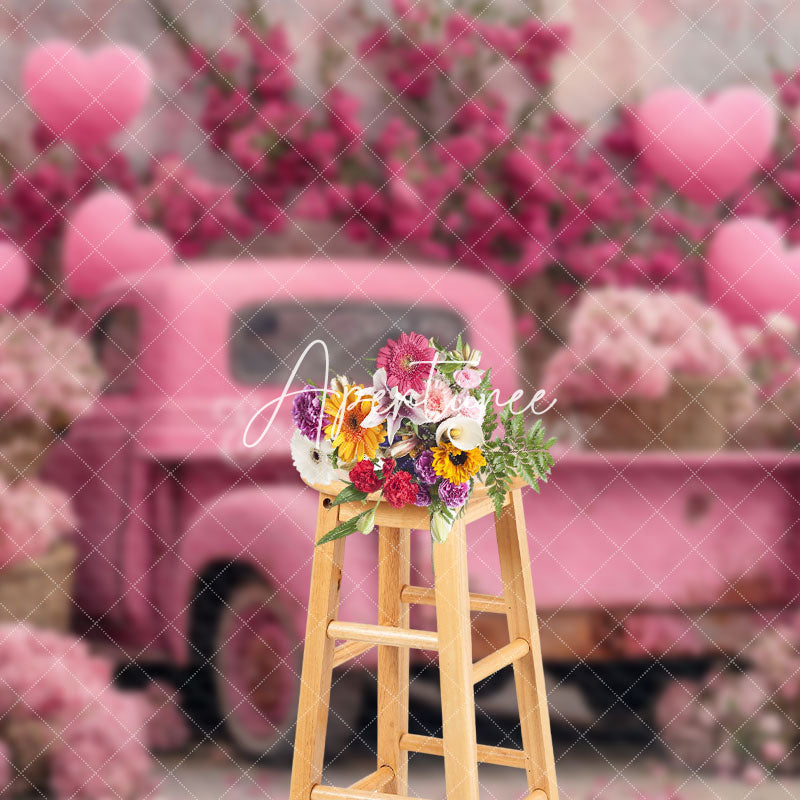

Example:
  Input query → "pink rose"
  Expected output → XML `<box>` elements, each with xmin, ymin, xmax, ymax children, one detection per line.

<box><xmin>454</xmin><ymin>368</ymin><xmax>484</xmax><ymax>389</ymax></box>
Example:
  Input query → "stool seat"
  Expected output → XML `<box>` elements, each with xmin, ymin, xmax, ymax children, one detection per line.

<box><xmin>304</xmin><ymin>476</ymin><xmax>527</xmax><ymax>529</ymax></box>
<box><xmin>289</xmin><ymin>483</ymin><xmax>559</xmax><ymax>800</ymax></box>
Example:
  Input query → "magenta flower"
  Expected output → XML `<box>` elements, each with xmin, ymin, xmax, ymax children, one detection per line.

<box><xmin>376</xmin><ymin>332</ymin><xmax>436</xmax><ymax>395</ymax></box>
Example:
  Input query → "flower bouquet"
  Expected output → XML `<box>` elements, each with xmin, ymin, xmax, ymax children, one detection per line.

<box><xmin>289</xmin><ymin>332</ymin><xmax>555</xmax><ymax>544</ymax></box>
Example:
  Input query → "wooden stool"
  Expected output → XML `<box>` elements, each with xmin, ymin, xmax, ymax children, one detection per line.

<box><xmin>289</xmin><ymin>479</ymin><xmax>558</xmax><ymax>800</ymax></box>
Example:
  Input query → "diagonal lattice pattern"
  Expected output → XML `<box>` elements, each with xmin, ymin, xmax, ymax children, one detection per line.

<box><xmin>0</xmin><ymin>1</ymin><xmax>797</xmax><ymax>800</ymax></box>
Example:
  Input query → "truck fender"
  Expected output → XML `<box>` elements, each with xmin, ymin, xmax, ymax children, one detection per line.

<box><xmin>164</xmin><ymin>482</ymin><xmax>320</xmax><ymax>665</ymax></box>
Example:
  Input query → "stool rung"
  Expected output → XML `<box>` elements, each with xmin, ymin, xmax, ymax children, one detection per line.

<box><xmin>399</xmin><ymin>733</ymin><xmax>527</xmax><ymax>769</ymax></box>
<box><xmin>332</xmin><ymin>640</ymin><xmax>375</xmax><ymax>668</ymax></box>
<box><xmin>472</xmin><ymin>637</ymin><xmax>530</xmax><ymax>684</ymax></box>
<box><xmin>525</xmin><ymin>792</ymin><xmax>548</xmax><ymax>800</ymax></box>
<box><xmin>311</xmin><ymin>787</ymin><xmax>429</xmax><ymax>800</ymax></box>
<box><xmin>327</xmin><ymin>620</ymin><xmax>438</xmax><ymax>651</ymax></box>
<box><xmin>349</xmin><ymin>765</ymin><xmax>394</xmax><ymax>791</ymax></box>
<box><xmin>400</xmin><ymin>585</ymin><xmax>506</xmax><ymax>614</ymax></box>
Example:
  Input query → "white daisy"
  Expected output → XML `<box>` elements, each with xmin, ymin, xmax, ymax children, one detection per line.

<box><xmin>290</xmin><ymin>429</ymin><xmax>336</xmax><ymax>485</ymax></box>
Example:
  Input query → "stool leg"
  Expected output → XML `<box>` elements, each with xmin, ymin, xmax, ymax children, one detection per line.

<box><xmin>377</xmin><ymin>526</ymin><xmax>411</xmax><ymax>794</ymax></box>
<box><xmin>433</xmin><ymin>517</ymin><xmax>480</xmax><ymax>800</ymax></box>
<box><xmin>495</xmin><ymin>489</ymin><xmax>558</xmax><ymax>800</ymax></box>
<box><xmin>290</xmin><ymin>496</ymin><xmax>347</xmax><ymax>800</ymax></box>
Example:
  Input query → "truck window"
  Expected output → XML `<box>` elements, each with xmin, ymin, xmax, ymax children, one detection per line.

<box><xmin>90</xmin><ymin>306</ymin><xmax>139</xmax><ymax>394</ymax></box>
<box><xmin>230</xmin><ymin>302</ymin><xmax>467</xmax><ymax>385</ymax></box>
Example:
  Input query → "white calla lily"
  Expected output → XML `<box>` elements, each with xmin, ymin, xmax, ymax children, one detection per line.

<box><xmin>435</xmin><ymin>415</ymin><xmax>484</xmax><ymax>450</ymax></box>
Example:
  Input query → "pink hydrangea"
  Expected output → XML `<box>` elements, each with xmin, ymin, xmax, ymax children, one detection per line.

<box><xmin>0</xmin><ymin>625</ymin><xmax>152</xmax><ymax>800</ymax></box>
<box><xmin>543</xmin><ymin>288</ymin><xmax>749</xmax><ymax>403</ymax></box>
<box><xmin>0</xmin><ymin>315</ymin><xmax>104</xmax><ymax>429</ymax></box>
<box><xmin>0</xmin><ymin>479</ymin><xmax>74</xmax><ymax>567</ymax></box>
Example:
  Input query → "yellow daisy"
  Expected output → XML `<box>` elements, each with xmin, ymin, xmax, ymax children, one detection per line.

<box><xmin>431</xmin><ymin>443</ymin><xmax>486</xmax><ymax>484</ymax></box>
<box><xmin>324</xmin><ymin>384</ymin><xmax>385</xmax><ymax>463</ymax></box>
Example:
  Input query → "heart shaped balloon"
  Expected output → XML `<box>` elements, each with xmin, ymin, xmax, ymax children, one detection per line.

<box><xmin>0</xmin><ymin>243</ymin><xmax>29</xmax><ymax>307</ymax></box>
<box><xmin>63</xmin><ymin>192</ymin><xmax>172</xmax><ymax>297</ymax></box>
<box><xmin>636</xmin><ymin>87</ymin><xmax>777</xmax><ymax>203</ymax></box>
<box><xmin>706</xmin><ymin>217</ymin><xmax>800</xmax><ymax>323</ymax></box>
<box><xmin>23</xmin><ymin>40</ymin><xmax>151</xmax><ymax>147</ymax></box>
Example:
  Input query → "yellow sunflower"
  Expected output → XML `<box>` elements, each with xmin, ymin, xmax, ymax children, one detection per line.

<box><xmin>431</xmin><ymin>443</ymin><xmax>486</xmax><ymax>484</ymax></box>
<box><xmin>324</xmin><ymin>384</ymin><xmax>385</xmax><ymax>463</ymax></box>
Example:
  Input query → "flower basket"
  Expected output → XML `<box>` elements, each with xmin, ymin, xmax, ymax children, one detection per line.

<box><xmin>567</xmin><ymin>374</ymin><xmax>748</xmax><ymax>451</ymax></box>
<box><xmin>2</xmin><ymin>717</ymin><xmax>54</xmax><ymax>794</ymax></box>
<box><xmin>0</xmin><ymin>419</ymin><xmax>55</xmax><ymax>484</ymax></box>
<box><xmin>0</xmin><ymin>539</ymin><xmax>76</xmax><ymax>632</ymax></box>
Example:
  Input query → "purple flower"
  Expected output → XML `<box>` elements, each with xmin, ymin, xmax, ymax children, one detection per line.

<box><xmin>291</xmin><ymin>385</ymin><xmax>328</xmax><ymax>440</ymax></box>
<box><xmin>414</xmin><ymin>450</ymin><xmax>437</xmax><ymax>485</ymax></box>
<box><xmin>414</xmin><ymin>484</ymin><xmax>432</xmax><ymax>507</ymax></box>
<box><xmin>438</xmin><ymin>479</ymin><xmax>469</xmax><ymax>509</ymax></box>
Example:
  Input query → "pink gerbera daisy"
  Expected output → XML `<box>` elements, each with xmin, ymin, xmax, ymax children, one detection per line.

<box><xmin>376</xmin><ymin>331</ymin><xmax>435</xmax><ymax>395</ymax></box>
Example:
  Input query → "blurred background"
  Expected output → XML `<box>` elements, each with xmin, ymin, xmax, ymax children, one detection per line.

<box><xmin>0</xmin><ymin>0</ymin><xmax>798</xmax><ymax>799</ymax></box>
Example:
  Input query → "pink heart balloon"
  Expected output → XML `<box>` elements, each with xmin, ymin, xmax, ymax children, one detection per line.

<box><xmin>0</xmin><ymin>243</ymin><xmax>29</xmax><ymax>307</ymax></box>
<box><xmin>23</xmin><ymin>40</ymin><xmax>151</xmax><ymax>147</ymax></box>
<box><xmin>707</xmin><ymin>217</ymin><xmax>800</xmax><ymax>323</ymax></box>
<box><xmin>63</xmin><ymin>192</ymin><xmax>172</xmax><ymax>297</ymax></box>
<box><xmin>636</xmin><ymin>87</ymin><xmax>777</xmax><ymax>203</ymax></box>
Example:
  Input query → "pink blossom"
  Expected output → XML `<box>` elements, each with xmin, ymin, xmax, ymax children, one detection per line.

<box><xmin>454</xmin><ymin>368</ymin><xmax>484</xmax><ymax>389</ymax></box>
<box><xmin>453</xmin><ymin>393</ymin><xmax>486</xmax><ymax>423</ymax></box>
<box><xmin>420</xmin><ymin>376</ymin><xmax>454</xmax><ymax>422</ymax></box>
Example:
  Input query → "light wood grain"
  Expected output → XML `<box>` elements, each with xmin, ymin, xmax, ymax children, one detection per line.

<box><xmin>348</xmin><ymin>765</ymin><xmax>394</xmax><ymax>791</ymax></box>
<box><xmin>292</xmin><ymin>482</ymin><xmax>558</xmax><ymax>800</ymax></box>
<box><xmin>311</xmin><ymin>786</ymin><xmax>429</xmax><ymax>800</ymax></box>
<box><xmin>399</xmin><ymin>733</ymin><xmax>527</xmax><ymax>769</ymax></box>
<box><xmin>472</xmin><ymin>637</ymin><xmax>530</xmax><ymax>684</ymax></box>
<box><xmin>377</xmin><ymin>526</ymin><xmax>411</xmax><ymax>794</ymax></box>
<box><xmin>289</xmin><ymin>496</ymin><xmax>346</xmax><ymax>800</ymax></box>
<box><xmin>400</xmin><ymin>585</ymin><xmax>507</xmax><ymax>614</ymax></box>
<box><xmin>495</xmin><ymin>489</ymin><xmax>559</xmax><ymax>800</ymax></box>
<box><xmin>432</xmin><ymin>517</ymin><xmax>480</xmax><ymax>800</ymax></box>
<box><xmin>331</xmin><ymin>640</ymin><xmax>375</xmax><ymax>669</ymax></box>
<box><xmin>327</xmin><ymin>620</ymin><xmax>437</xmax><ymax>650</ymax></box>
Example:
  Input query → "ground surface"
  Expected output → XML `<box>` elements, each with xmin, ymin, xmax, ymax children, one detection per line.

<box><xmin>152</xmin><ymin>743</ymin><xmax>800</xmax><ymax>800</ymax></box>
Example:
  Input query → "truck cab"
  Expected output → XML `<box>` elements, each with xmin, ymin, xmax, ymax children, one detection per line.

<box><xmin>49</xmin><ymin>258</ymin><xmax>517</xmax><ymax>756</ymax></box>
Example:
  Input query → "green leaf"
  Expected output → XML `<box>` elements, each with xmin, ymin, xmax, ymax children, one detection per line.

<box><xmin>316</xmin><ymin>508</ymin><xmax>374</xmax><ymax>545</ymax></box>
<box><xmin>330</xmin><ymin>484</ymin><xmax>369</xmax><ymax>507</ymax></box>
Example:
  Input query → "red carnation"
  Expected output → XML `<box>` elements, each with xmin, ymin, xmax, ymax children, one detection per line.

<box><xmin>383</xmin><ymin>470</ymin><xmax>417</xmax><ymax>509</ymax></box>
<box><xmin>349</xmin><ymin>460</ymin><xmax>383</xmax><ymax>493</ymax></box>
<box><xmin>381</xmin><ymin>458</ymin><xmax>396</xmax><ymax>478</ymax></box>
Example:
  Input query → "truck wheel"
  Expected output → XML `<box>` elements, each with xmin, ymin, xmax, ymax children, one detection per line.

<box><xmin>208</xmin><ymin>579</ymin><xmax>364</xmax><ymax>759</ymax></box>
<box><xmin>212</xmin><ymin>580</ymin><xmax>300</xmax><ymax>758</ymax></box>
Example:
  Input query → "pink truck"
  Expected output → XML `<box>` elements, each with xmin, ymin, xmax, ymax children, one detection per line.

<box><xmin>48</xmin><ymin>259</ymin><xmax>800</xmax><ymax>755</ymax></box>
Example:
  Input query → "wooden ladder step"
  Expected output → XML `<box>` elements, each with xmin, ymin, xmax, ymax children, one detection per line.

<box><xmin>332</xmin><ymin>640</ymin><xmax>375</xmax><ymax>668</ymax></box>
<box><xmin>327</xmin><ymin>620</ymin><xmax>438</xmax><ymax>651</ymax></box>
<box><xmin>349</xmin><ymin>765</ymin><xmax>394</xmax><ymax>791</ymax></box>
<box><xmin>311</xmin><ymin>787</ymin><xmax>429</xmax><ymax>800</ymax></box>
<box><xmin>399</xmin><ymin>733</ymin><xmax>527</xmax><ymax>769</ymax></box>
<box><xmin>472</xmin><ymin>637</ymin><xmax>530</xmax><ymax>684</ymax></box>
<box><xmin>400</xmin><ymin>585</ymin><xmax>506</xmax><ymax>614</ymax></box>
